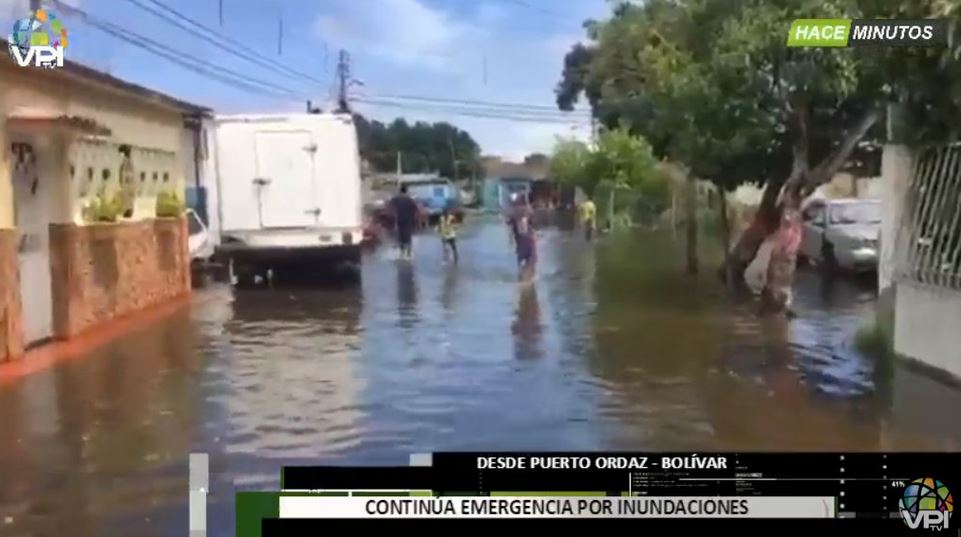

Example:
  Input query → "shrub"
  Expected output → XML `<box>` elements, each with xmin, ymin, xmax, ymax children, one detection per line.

<box><xmin>84</xmin><ymin>192</ymin><xmax>124</xmax><ymax>223</ymax></box>
<box><xmin>156</xmin><ymin>189</ymin><xmax>185</xmax><ymax>218</ymax></box>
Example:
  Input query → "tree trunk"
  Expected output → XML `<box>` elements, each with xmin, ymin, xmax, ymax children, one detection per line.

<box><xmin>724</xmin><ymin>105</ymin><xmax>882</xmax><ymax>302</ymax></box>
<box><xmin>718</xmin><ymin>189</ymin><xmax>734</xmax><ymax>288</ymax></box>
<box><xmin>724</xmin><ymin>176</ymin><xmax>785</xmax><ymax>281</ymax></box>
<box><xmin>759</xmin><ymin>106</ymin><xmax>882</xmax><ymax>314</ymax></box>
<box><xmin>686</xmin><ymin>174</ymin><xmax>698</xmax><ymax>275</ymax></box>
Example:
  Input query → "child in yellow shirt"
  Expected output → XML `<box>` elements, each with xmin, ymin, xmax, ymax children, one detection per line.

<box><xmin>439</xmin><ymin>207</ymin><xmax>459</xmax><ymax>264</ymax></box>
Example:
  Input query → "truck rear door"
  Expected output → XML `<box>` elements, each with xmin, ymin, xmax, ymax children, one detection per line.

<box><xmin>254</xmin><ymin>130</ymin><xmax>316</xmax><ymax>228</ymax></box>
<box><xmin>312</xmin><ymin>118</ymin><xmax>362</xmax><ymax>230</ymax></box>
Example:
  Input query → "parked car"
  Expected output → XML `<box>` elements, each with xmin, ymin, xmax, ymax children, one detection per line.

<box><xmin>799</xmin><ymin>198</ymin><xmax>881</xmax><ymax>272</ymax></box>
<box><xmin>186</xmin><ymin>208</ymin><xmax>213</xmax><ymax>263</ymax></box>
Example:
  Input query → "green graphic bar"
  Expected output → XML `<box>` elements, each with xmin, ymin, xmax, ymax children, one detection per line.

<box><xmin>235</xmin><ymin>491</ymin><xmax>350</xmax><ymax>537</ymax></box>
<box><xmin>787</xmin><ymin>19</ymin><xmax>851</xmax><ymax>47</ymax></box>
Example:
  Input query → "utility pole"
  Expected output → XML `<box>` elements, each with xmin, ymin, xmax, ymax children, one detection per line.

<box><xmin>396</xmin><ymin>151</ymin><xmax>403</xmax><ymax>187</ymax></box>
<box><xmin>336</xmin><ymin>50</ymin><xmax>351</xmax><ymax>114</ymax></box>
<box><xmin>218</xmin><ymin>0</ymin><xmax>224</xmax><ymax>26</ymax></box>
<box><xmin>447</xmin><ymin>136</ymin><xmax>459</xmax><ymax>183</ymax></box>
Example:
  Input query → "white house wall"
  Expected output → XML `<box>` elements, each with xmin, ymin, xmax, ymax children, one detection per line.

<box><xmin>894</xmin><ymin>282</ymin><xmax>961</xmax><ymax>379</ymax></box>
<box><xmin>2</xmin><ymin>62</ymin><xmax>189</xmax><ymax>226</ymax></box>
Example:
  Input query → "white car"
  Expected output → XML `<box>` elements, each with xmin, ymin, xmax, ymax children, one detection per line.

<box><xmin>186</xmin><ymin>208</ymin><xmax>213</xmax><ymax>262</ymax></box>
<box><xmin>800</xmin><ymin>198</ymin><xmax>880</xmax><ymax>272</ymax></box>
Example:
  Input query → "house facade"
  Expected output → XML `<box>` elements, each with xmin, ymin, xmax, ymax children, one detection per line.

<box><xmin>1</xmin><ymin>45</ymin><xmax>208</xmax><ymax>361</ymax></box>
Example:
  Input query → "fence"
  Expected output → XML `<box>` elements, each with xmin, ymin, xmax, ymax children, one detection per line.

<box><xmin>897</xmin><ymin>144</ymin><xmax>961</xmax><ymax>290</ymax></box>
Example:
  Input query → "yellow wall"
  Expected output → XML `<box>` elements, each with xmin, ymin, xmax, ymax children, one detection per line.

<box><xmin>1</xmin><ymin>62</ymin><xmax>189</xmax><ymax>226</ymax></box>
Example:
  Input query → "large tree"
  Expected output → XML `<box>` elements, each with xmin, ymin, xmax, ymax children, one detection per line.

<box><xmin>353</xmin><ymin>114</ymin><xmax>481</xmax><ymax>180</ymax></box>
<box><xmin>557</xmin><ymin>0</ymin><xmax>961</xmax><ymax>310</ymax></box>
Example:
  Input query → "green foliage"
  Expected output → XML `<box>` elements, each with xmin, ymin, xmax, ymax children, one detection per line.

<box><xmin>549</xmin><ymin>137</ymin><xmax>593</xmax><ymax>191</ymax></box>
<box><xmin>556</xmin><ymin>0</ymin><xmax>961</xmax><ymax>196</ymax></box>
<box><xmin>550</xmin><ymin>128</ymin><xmax>665</xmax><ymax>202</ymax></box>
<box><xmin>85</xmin><ymin>192</ymin><xmax>124</xmax><ymax>223</ymax></box>
<box><xmin>353</xmin><ymin>114</ymin><xmax>481</xmax><ymax>179</ymax></box>
<box><xmin>156</xmin><ymin>189</ymin><xmax>185</xmax><ymax>218</ymax></box>
<box><xmin>854</xmin><ymin>304</ymin><xmax>895</xmax><ymax>359</ymax></box>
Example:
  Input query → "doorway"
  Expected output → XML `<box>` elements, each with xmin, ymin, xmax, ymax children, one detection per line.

<box><xmin>10</xmin><ymin>139</ymin><xmax>54</xmax><ymax>347</ymax></box>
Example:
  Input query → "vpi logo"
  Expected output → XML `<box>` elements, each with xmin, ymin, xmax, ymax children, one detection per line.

<box><xmin>899</xmin><ymin>478</ymin><xmax>954</xmax><ymax>531</ymax></box>
<box><xmin>7</xmin><ymin>8</ymin><xmax>69</xmax><ymax>69</ymax></box>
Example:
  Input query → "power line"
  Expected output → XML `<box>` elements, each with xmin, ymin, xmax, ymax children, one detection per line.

<box><xmin>366</xmin><ymin>92</ymin><xmax>590</xmax><ymax>115</ymax></box>
<box><xmin>51</xmin><ymin>0</ymin><xmax>302</xmax><ymax>99</ymax></box>
<box><xmin>356</xmin><ymin>98</ymin><xmax>589</xmax><ymax>120</ymax></box>
<box><xmin>493</xmin><ymin>0</ymin><xmax>571</xmax><ymax>20</ymax></box>
<box><xmin>120</xmin><ymin>0</ymin><xmax>325</xmax><ymax>86</ymax></box>
<box><xmin>353</xmin><ymin>98</ymin><xmax>590</xmax><ymax>125</ymax></box>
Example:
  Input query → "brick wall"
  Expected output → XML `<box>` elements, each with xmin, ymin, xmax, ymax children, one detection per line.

<box><xmin>0</xmin><ymin>229</ymin><xmax>24</xmax><ymax>361</ymax></box>
<box><xmin>49</xmin><ymin>218</ymin><xmax>190</xmax><ymax>339</ymax></box>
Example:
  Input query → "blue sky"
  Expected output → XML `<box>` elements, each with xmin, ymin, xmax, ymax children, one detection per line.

<box><xmin>3</xmin><ymin>0</ymin><xmax>609</xmax><ymax>159</ymax></box>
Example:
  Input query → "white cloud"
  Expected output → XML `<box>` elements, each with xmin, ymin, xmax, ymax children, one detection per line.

<box><xmin>314</xmin><ymin>0</ymin><xmax>605</xmax><ymax>157</ymax></box>
<box><xmin>489</xmin><ymin>122</ymin><xmax>592</xmax><ymax>161</ymax></box>
<box><xmin>314</xmin><ymin>0</ymin><xmax>486</xmax><ymax>71</ymax></box>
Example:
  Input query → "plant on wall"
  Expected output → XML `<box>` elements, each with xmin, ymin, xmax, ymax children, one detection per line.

<box><xmin>155</xmin><ymin>188</ymin><xmax>185</xmax><ymax>218</ymax></box>
<box><xmin>83</xmin><ymin>190</ymin><xmax>124</xmax><ymax>223</ymax></box>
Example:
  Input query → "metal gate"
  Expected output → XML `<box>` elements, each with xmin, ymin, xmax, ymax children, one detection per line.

<box><xmin>898</xmin><ymin>144</ymin><xmax>961</xmax><ymax>290</ymax></box>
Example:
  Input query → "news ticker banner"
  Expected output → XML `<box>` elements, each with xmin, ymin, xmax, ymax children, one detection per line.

<box><xmin>236</xmin><ymin>452</ymin><xmax>957</xmax><ymax>536</ymax></box>
<box><xmin>787</xmin><ymin>19</ymin><xmax>949</xmax><ymax>47</ymax></box>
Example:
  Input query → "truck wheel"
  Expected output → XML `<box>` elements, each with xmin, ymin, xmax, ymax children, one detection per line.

<box><xmin>230</xmin><ymin>259</ymin><xmax>257</xmax><ymax>288</ymax></box>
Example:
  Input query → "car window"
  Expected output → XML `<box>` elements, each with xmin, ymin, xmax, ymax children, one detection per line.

<box><xmin>804</xmin><ymin>205</ymin><xmax>825</xmax><ymax>225</ymax></box>
<box><xmin>829</xmin><ymin>202</ymin><xmax>881</xmax><ymax>225</ymax></box>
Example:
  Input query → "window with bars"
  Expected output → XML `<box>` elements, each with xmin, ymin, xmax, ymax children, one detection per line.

<box><xmin>899</xmin><ymin>145</ymin><xmax>961</xmax><ymax>290</ymax></box>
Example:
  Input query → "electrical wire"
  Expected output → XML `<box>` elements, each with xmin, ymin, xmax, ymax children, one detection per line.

<box><xmin>122</xmin><ymin>0</ymin><xmax>326</xmax><ymax>86</ymax></box>
<box><xmin>51</xmin><ymin>0</ymin><xmax>304</xmax><ymax>99</ymax></box>
<box><xmin>52</xmin><ymin>0</ymin><xmax>591</xmax><ymax>120</ymax></box>
<box><xmin>353</xmin><ymin>98</ymin><xmax>590</xmax><ymax>125</ymax></box>
<box><xmin>493</xmin><ymin>0</ymin><xmax>571</xmax><ymax>20</ymax></box>
<box><xmin>365</xmin><ymin>92</ymin><xmax>591</xmax><ymax>115</ymax></box>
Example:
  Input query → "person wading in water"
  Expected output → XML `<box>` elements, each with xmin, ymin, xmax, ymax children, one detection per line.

<box><xmin>389</xmin><ymin>184</ymin><xmax>419</xmax><ymax>260</ymax></box>
<box><xmin>507</xmin><ymin>194</ymin><xmax>537</xmax><ymax>282</ymax></box>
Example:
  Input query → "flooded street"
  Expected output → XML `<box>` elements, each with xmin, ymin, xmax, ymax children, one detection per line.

<box><xmin>2</xmin><ymin>216</ymin><xmax>961</xmax><ymax>536</ymax></box>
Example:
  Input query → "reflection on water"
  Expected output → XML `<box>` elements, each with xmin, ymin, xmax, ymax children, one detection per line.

<box><xmin>512</xmin><ymin>285</ymin><xmax>544</xmax><ymax>360</ymax></box>
<box><xmin>1</xmin><ymin>216</ymin><xmax>960</xmax><ymax>536</ymax></box>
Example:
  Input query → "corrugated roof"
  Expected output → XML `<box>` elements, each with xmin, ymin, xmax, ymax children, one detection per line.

<box><xmin>1</xmin><ymin>38</ymin><xmax>211</xmax><ymax>116</ymax></box>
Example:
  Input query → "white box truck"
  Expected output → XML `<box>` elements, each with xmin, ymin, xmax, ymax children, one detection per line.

<box><xmin>211</xmin><ymin>113</ymin><xmax>363</xmax><ymax>284</ymax></box>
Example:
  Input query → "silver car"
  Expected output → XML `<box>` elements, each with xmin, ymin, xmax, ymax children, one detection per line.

<box><xmin>800</xmin><ymin>198</ymin><xmax>881</xmax><ymax>272</ymax></box>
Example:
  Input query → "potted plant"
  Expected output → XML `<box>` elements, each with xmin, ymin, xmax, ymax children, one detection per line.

<box><xmin>156</xmin><ymin>189</ymin><xmax>186</xmax><ymax>218</ymax></box>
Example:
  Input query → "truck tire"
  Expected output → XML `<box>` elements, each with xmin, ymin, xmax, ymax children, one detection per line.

<box><xmin>229</xmin><ymin>258</ymin><xmax>258</xmax><ymax>288</ymax></box>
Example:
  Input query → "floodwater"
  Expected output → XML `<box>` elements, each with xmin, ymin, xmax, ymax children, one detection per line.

<box><xmin>1</xmin><ymin>215</ymin><xmax>960</xmax><ymax>536</ymax></box>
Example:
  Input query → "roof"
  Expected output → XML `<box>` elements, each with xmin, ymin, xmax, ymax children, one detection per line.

<box><xmin>6</xmin><ymin>109</ymin><xmax>112</xmax><ymax>136</ymax></box>
<box><xmin>1</xmin><ymin>38</ymin><xmax>211</xmax><ymax>116</ymax></box>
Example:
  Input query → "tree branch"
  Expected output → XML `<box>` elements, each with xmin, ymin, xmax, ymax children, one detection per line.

<box><xmin>804</xmin><ymin>107</ymin><xmax>883</xmax><ymax>194</ymax></box>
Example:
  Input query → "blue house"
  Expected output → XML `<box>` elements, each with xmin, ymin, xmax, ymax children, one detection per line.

<box><xmin>399</xmin><ymin>175</ymin><xmax>460</xmax><ymax>220</ymax></box>
<box><xmin>482</xmin><ymin>176</ymin><xmax>532</xmax><ymax>211</ymax></box>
